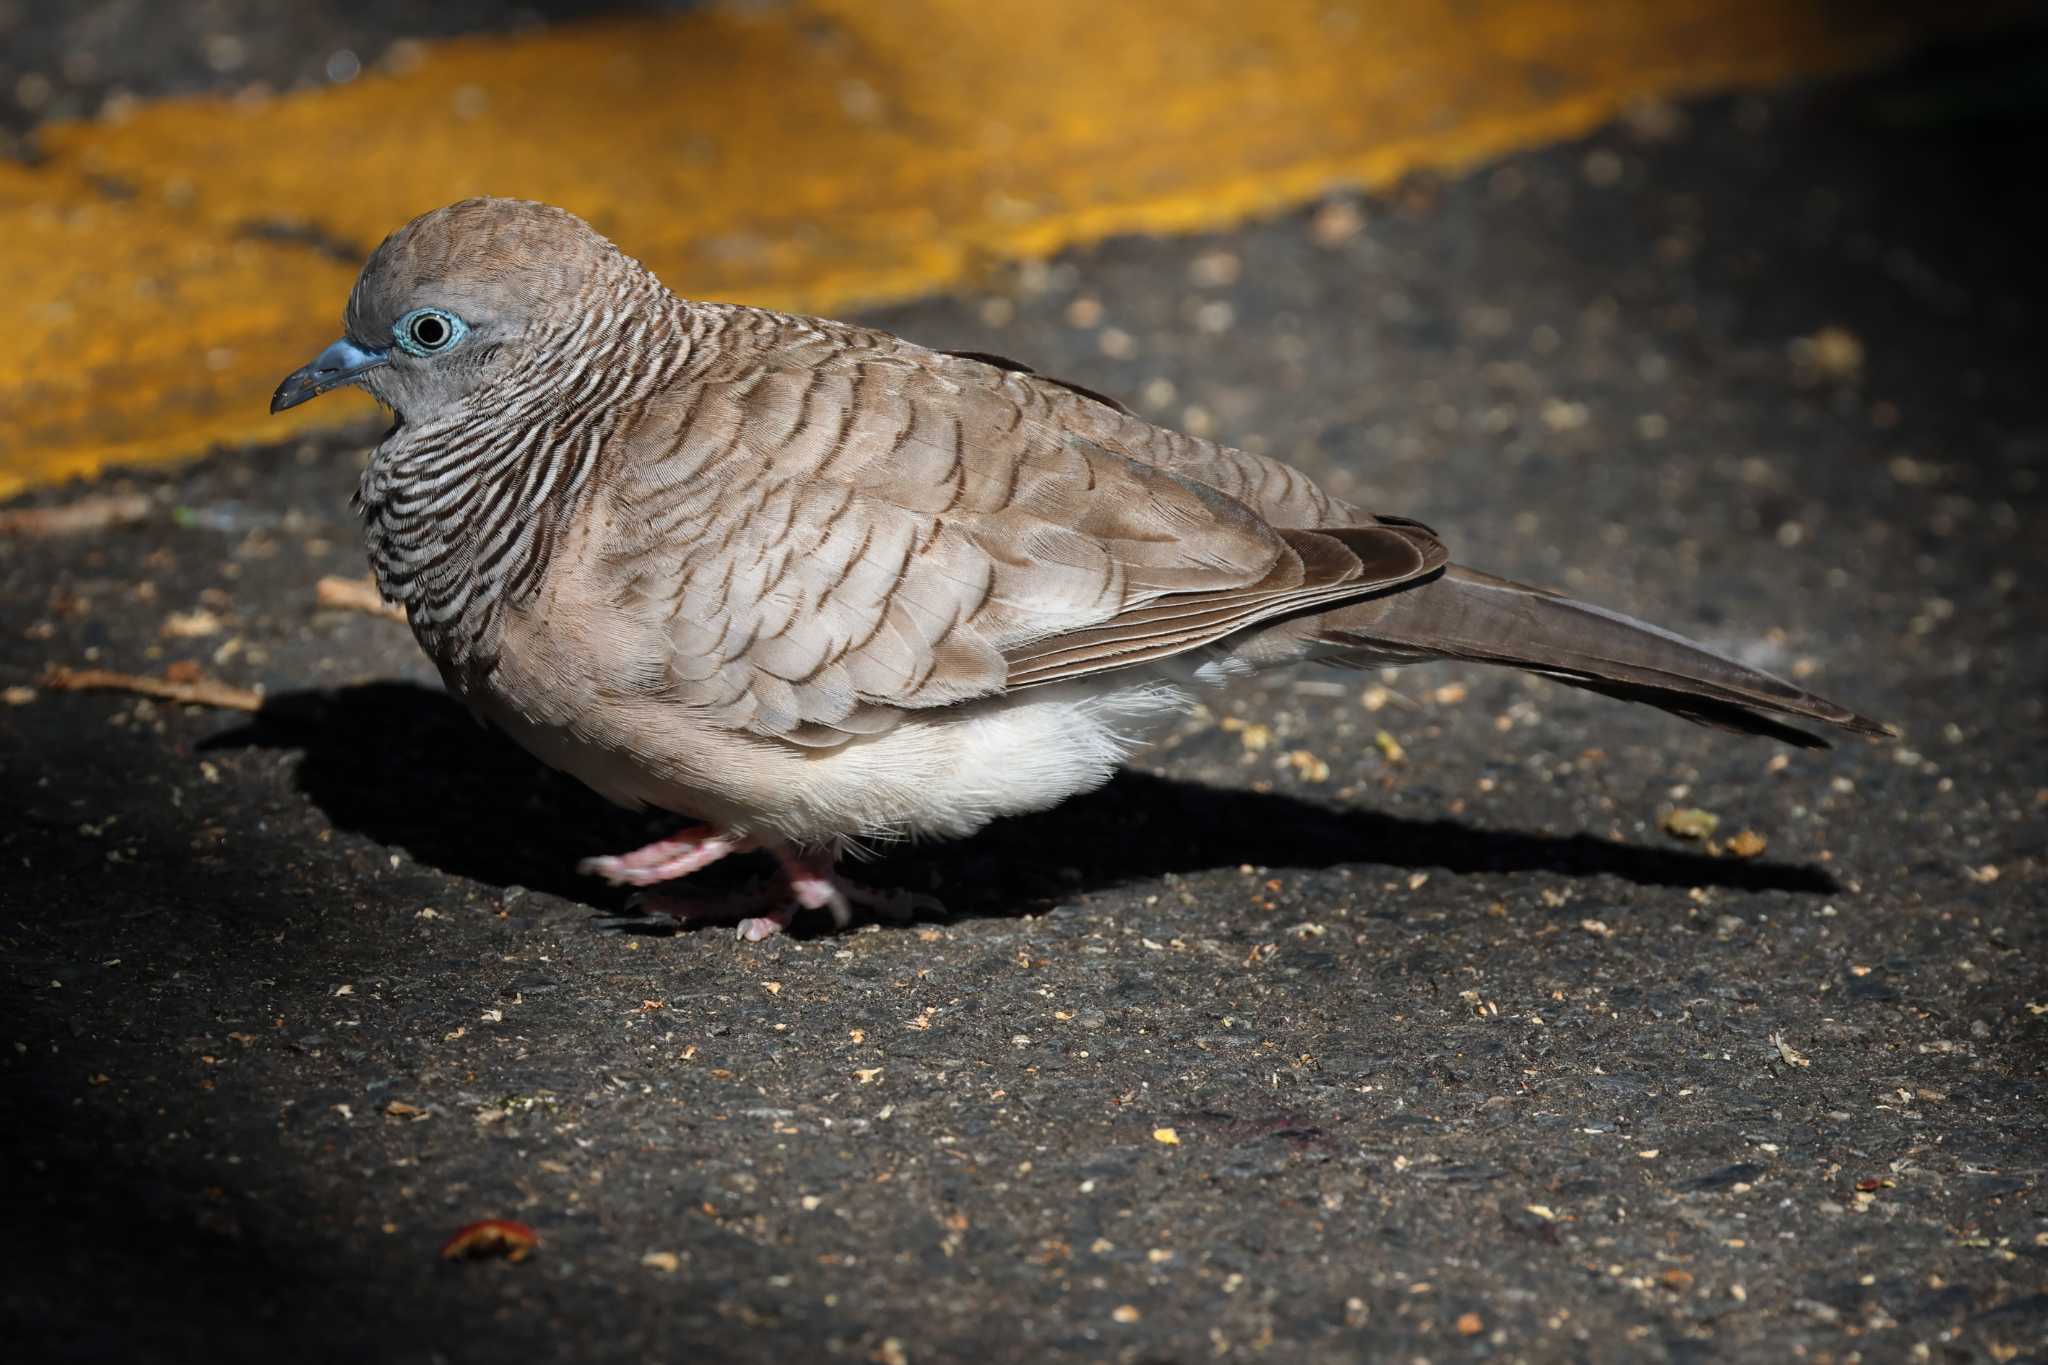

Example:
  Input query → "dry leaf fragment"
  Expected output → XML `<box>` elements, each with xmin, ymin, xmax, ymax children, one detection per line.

<box><xmin>1725</xmin><ymin>829</ymin><xmax>1767</xmax><ymax>858</ymax></box>
<box><xmin>161</xmin><ymin>608</ymin><xmax>224</xmax><ymax>638</ymax></box>
<box><xmin>1456</xmin><ymin>1312</ymin><xmax>1484</xmax><ymax>1336</ymax></box>
<box><xmin>439</xmin><ymin>1218</ymin><xmax>539</xmax><ymax>1263</ymax></box>
<box><xmin>1374</xmin><ymin>730</ymin><xmax>1407</xmax><ymax>764</ymax></box>
<box><xmin>640</xmin><ymin>1251</ymin><xmax>680</xmax><ymax>1273</ymax></box>
<box><xmin>1771</xmin><ymin>1033</ymin><xmax>1811</xmax><ymax>1068</ymax></box>
<box><xmin>1285</xmin><ymin>749</ymin><xmax>1330</xmax><ymax>782</ymax></box>
<box><xmin>1152</xmin><ymin>1127</ymin><xmax>1180</xmax><ymax>1146</ymax></box>
<box><xmin>41</xmin><ymin>664</ymin><xmax>262</xmax><ymax>712</ymax></box>
<box><xmin>1663</xmin><ymin>808</ymin><xmax>1721</xmax><ymax>840</ymax></box>
<box><xmin>383</xmin><ymin>1100</ymin><xmax>429</xmax><ymax>1120</ymax></box>
<box><xmin>1217</xmin><ymin>717</ymin><xmax>1271</xmax><ymax>752</ymax></box>
<box><xmin>0</xmin><ymin>493</ymin><xmax>151</xmax><ymax>537</ymax></box>
<box><xmin>315</xmin><ymin>575</ymin><xmax>407</xmax><ymax>622</ymax></box>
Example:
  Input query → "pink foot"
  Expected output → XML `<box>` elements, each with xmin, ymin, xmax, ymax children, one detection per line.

<box><xmin>736</xmin><ymin>908</ymin><xmax>799</xmax><ymax>943</ymax></box>
<box><xmin>578</xmin><ymin>824</ymin><xmax>757</xmax><ymax>887</ymax></box>
<box><xmin>597</xmin><ymin>842</ymin><xmax>940</xmax><ymax>943</ymax></box>
<box><xmin>628</xmin><ymin>882</ymin><xmax>800</xmax><ymax>943</ymax></box>
<box><xmin>773</xmin><ymin>849</ymin><xmax>942</xmax><ymax>933</ymax></box>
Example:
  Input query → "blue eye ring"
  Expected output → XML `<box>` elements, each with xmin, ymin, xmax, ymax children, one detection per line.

<box><xmin>393</xmin><ymin>307</ymin><xmax>468</xmax><ymax>358</ymax></box>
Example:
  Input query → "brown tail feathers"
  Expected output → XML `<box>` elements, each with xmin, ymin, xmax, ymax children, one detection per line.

<box><xmin>1317</xmin><ymin>565</ymin><xmax>1892</xmax><ymax>750</ymax></box>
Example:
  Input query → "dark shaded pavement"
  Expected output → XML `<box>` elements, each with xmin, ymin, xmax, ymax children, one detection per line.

<box><xmin>4</xmin><ymin>46</ymin><xmax>2046</xmax><ymax>1365</ymax></box>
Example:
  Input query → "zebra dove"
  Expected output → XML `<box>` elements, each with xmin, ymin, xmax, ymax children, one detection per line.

<box><xmin>273</xmin><ymin>198</ymin><xmax>1887</xmax><ymax>940</ymax></box>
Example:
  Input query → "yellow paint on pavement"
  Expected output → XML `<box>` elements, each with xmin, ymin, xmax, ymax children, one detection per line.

<box><xmin>0</xmin><ymin>0</ymin><xmax>2013</xmax><ymax>496</ymax></box>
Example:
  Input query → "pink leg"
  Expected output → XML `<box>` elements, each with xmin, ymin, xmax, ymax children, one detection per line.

<box><xmin>578</xmin><ymin>824</ymin><xmax>757</xmax><ymax>887</ymax></box>
<box><xmin>776</xmin><ymin>848</ymin><xmax>854</xmax><ymax>927</ymax></box>
<box><xmin>597</xmin><ymin>841</ymin><xmax>939</xmax><ymax>943</ymax></box>
<box><xmin>758</xmin><ymin>848</ymin><xmax>942</xmax><ymax>941</ymax></box>
<box><xmin>624</xmin><ymin>847</ymin><xmax>839</xmax><ymax>942</ymax></box>
<box><xmin>714</xmin><ymin>850</ymin><xmax>831</xmax><ymax>943</ymax></box>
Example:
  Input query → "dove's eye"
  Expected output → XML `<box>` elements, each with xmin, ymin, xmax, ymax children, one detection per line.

<box><xmin>394</xmin><ymin>307</ymin><xmax>467</xmax><ymax>357</ymax></box>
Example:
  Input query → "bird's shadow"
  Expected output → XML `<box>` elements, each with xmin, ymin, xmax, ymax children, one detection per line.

<box><xmin>206</xmin><ymin>682</ymin><xmax>1837</xmax><ymax>925</ymax></box>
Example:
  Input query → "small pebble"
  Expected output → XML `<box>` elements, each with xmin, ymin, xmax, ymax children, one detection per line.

<box><xmin>1309</xmin><ymin>199</ymin><xmax>1364</xmax><ymax>246</ymax></box>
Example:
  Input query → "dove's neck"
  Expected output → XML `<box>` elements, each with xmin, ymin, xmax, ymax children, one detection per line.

<box><xmin>355</xmin><ymin>275</ymin><xmax>695</xmax><ymax>683</ymax></box>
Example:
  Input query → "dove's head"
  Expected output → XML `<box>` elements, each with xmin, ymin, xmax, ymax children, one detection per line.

<box><xmin>271</xmin><ymin>197</ymin><xmax>631</xmax><ymax>420</ymax></box>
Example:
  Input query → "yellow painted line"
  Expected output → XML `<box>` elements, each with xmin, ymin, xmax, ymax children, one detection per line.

<box><xmin>0</xmin><ymin>0</ymin><xmax>2016</xmax><ymax>497</ymax></box>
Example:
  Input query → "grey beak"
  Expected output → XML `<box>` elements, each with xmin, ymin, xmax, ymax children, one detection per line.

<box><xmin>270</xmin><ymin>337</ymin><xmax>390</xmax><ymax>413</ymax></box>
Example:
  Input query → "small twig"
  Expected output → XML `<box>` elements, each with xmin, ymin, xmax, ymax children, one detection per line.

<box><xmin>0</xmin><ymin>493</ymin><xmax>151</xmax><ymax>538</ymax></box>
<box><xmin>315</xmin><ymin>575</ymin><xmax>406</xmax><ymax>623</ymax></box>
<box><xmin>41</xmin><ymin>665</ymin><xmax>264</xmax><ymax>712</ymax></box>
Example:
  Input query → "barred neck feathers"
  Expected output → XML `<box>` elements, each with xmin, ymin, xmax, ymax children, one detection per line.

<box><xmin>356</xmin><ymin>270</ymin><xmax>691</xmax><ymax>677</ymax></box>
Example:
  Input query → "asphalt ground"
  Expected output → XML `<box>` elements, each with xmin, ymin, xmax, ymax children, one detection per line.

<box><xmin>4</xmin><ymin>34</ymin><xmax>2047</xmax><ymax>1365</ymax></box>
<box><xmin>7</xmin><ymin>0</ymin><xmax>2024</xmax><ymax>496</ymax></box>
<box><xmin>0</xmin><ymin>0</ymin><xmax>674</xmax><ymax>137</ymax></box>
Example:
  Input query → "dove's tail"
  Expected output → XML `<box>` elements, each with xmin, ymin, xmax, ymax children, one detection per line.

<box><xmin>1314</xmin><ymin>564</ymin><xmax>1891</xmax><ymax>749</ymax></box>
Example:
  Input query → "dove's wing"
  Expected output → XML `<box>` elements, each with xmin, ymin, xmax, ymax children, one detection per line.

<box><xmin>596</xmin><ymin>312</ymin><xmax>1443</xmax><ymax>744</ymax></box>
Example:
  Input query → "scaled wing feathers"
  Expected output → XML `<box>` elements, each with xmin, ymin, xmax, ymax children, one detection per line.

<box><xmin>596</xmin><ymin>326</ymin><xmax>1445</xmax><ymax>743</ymax></box>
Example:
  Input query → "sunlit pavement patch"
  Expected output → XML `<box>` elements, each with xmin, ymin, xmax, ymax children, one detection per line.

<box><xmin>0</xmin><ymin>0</ymin><xmax>2021</xmax><ymax>497</ymax></box>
